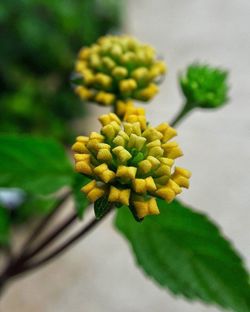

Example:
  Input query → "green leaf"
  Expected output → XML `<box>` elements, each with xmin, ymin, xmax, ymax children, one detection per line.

<box><xmin>94</xmin><ymin>195</ymin><xmax>112</xmax><ymax>220</ymax></box>
<box><xmin>0</xmin><ymin>205</ymin><xmax>11</xmax><ymax>246</ymax></box>
<box><xmin>115</xmin><ymin>199</ymin><xmax>250</xmax><ymax>312</ymax></box>
<box><xmin>0</xmin><ymin>135</ymin><xmax>74</xmax><ymax>195</ymax></box>
<box><xmin>72</xmin><ymin>173</ymin><xmax>90</xmax><ymax>219</ymax></box>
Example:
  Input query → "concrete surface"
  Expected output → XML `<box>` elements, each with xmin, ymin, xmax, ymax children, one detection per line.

<box><xmin>1</xmin><ymin>0</ymin><xmax>250</xmax><ymax>311</ymax></box>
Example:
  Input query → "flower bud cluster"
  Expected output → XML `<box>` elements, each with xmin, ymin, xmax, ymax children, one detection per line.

<box><xmin>74</xmin><ymin>35</ymin><xmax>166</xmax><ymax>107</ymax></box>
<box><xmin>72</xmin><ymin>109</ymin><xmax>191</xmax><ymax>219</ymax></box>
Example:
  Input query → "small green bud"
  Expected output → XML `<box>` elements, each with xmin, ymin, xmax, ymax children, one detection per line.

<box><xmin>180</xmin><ymin>63</ymin><xmax>229</xmax><ymax>109</ymax></box>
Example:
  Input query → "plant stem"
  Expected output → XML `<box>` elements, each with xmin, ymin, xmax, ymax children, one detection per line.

<box><xmin>18</xmin><ymin>212</ymin><xmax>77</xmax><ymax>263</ymax></box>
<box><xmin>0</xmin><ymin>191</ymin><xmax>72</xmax><ymax>291</ymax></box>
<box><xmin>12</xmin><ymin>207</ymin><xmax>113</xmax><ymax>277</ymax></box>
<box><xmin>20</xmin><ymin>190</ymin><xmax>72</xmax><ymax>255</ymax></box>
<box><xmin>170</xmin><ymin>102</ymin><xmax>195</xmax><ymax>127</ymax></box>
<box><xmin>113</xmin><ymin>100</ymin><xmax>118</xmax><ymax>114</ymax></box>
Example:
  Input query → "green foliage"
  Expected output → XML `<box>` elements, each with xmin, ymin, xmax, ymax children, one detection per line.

<box><xmin>0</xmin><ymin>205</ymin><xmax>10</xmax><ymax>246</ymax></box>
<box><xmin>94</xmin><ymin>195</ymin><xmax>112</xmax><ymax>220</ymax></box>
<box><xmin>0</xmin><ymin>0</ymin><xmax>123</xmax><ymax>142</ymax></box>
<box><xmin>115</xmin><ymin>199</ymin><xmax>250</xmax><ymax>312</ymax></box>
<box><xmin>180</xmin><ymin>63</ymin><xmax>229</xmax><ymax>109</ymax></box>
<box><xmin>0</xmin><ymin>135</ymin><xmax>74</xmax><ymax>195</ymax></box>
<box><xmin>73</xmin><ymin>174</ymin><xmax>90</xmax><ymax>219</ymax></box>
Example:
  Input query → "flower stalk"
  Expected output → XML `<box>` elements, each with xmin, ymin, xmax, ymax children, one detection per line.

<box><xmin>170</xmin><ymin>101</ymin><xmax>195</xmax><ymax>127</ymax></box>
<box><xmin>0</xmin><ymin>192</ymin><xmax>113</xmax><ymax>293</ymax></box>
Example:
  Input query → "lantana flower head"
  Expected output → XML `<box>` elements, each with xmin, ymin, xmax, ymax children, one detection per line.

<box><xmin>72</xmin><ymin>108</ymin><xmax>191</xmax><ymax>220</ymax></box>
<box><xmin>73</xmin><ymin>35</ymin><xmax>166</xmax><ymax>109</ymax></box>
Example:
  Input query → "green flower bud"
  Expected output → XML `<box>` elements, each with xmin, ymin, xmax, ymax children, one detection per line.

<box><xmin>180</xmin><ymin>63</ymin><xmax>229</xmax><ymax>109</ymax></box>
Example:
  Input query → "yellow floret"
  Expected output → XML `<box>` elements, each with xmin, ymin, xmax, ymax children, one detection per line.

<box><xmin>94</xmin><ymin>73</ymin><xmax>112</xmax><ymax>89</ymax></box>
<box><xmin>124</xmin><ymin>114</ymin><xmax>147</xmax><ymax>131</ymax></box>
<box><xmin>134</xmin><ymin>83</ymin><xmax>159</xmax><ymax>101</ymax></box>
<box><xmin>138</xmin><ymin>159</ymin><xmax>152</xmax><ymax>175</ymax></box>
<box><xmin>78</xmin><ymin>47</ymin><xmax>91</xmax><ymax>60</ymax></box>
<box><xmin>147</xmin><ymin>156</ymin><xmax>161</xmax><ymax>168</ymax></box>
<box><xmin>155</xmin><ymin>179</ymin><xmax>182</xmax><ymax>203</ymax></box>
<box><xmin>142</xmin><ymin>127</ymin><xmax>163</xmax><ymax>142</ymax></box>
<box><xmin>127</xmin><ymin>134</ymin><xmax>146</xmax><ymax>151</ymax></box>
<box><xmin>102</xmin><ymin>57</ymin><xmax>116</xmax><ymax>70</ymax></box>
<box><xmin>156</xmin><ymin>123</ymin><xmax>177</xmax><ymax>142</ymax></box>
<box><xmin>123</xmin><ymin>122</ymin><xmax>141</xmax><ymax>136</ymax></box>
<box><xmin>124</xmin><ymin>106</ymin><xmax>145</xmax><ymax>118</ymax></box>
<box><xmin>112</xmin><ymin>146</ymin><xmax>132</xmax><ymax>163</ymax></box>
<box><xmin>154</xmin><ymin>164</ymin><xmax>171</xmax><ymax>177</ymax></box>
<box><xmin>110</xmin><ymin>44</ymin><xmax>123</xmax><ymax>58</ymax></box>
<box><xmin>97</xmin><ymin>148</ymin><xmax>113</xmax><ymax>162</ymax></box>
<box><xmin>112</xmin><ymin>67</ymin><xmax>128</xmax><ymax>80</ymax></box>
<box><xmin>121</xmin><ymin>52</ymin><xmax>136</xmax><ymax>66</ymax></box>
<box><xmin>162</xmin><ymin>142</ymin><xmax>183</xmax><ymax>159</ymax></box>
<box><xmin>89</xmin><ymin>132</ymin><xmax>104</xmax><ymax>142</ymax></box>
<box><xmin>101</xmin><ymin>122</ymin><xmax>121</xmax><ymax>139</ymax></box>
<box><xmin>81</xmin><ymin>180</ymin><xmax>105</xmax><ymax>202</ymax></box>
<box><xmin>149</xmin><ymin>61</ymin><xmax>167</xmax><ymax>79</ymax></box>
<box><xmin>147</xmin><ymin>145</ymin><xmax>164</xmax><ymax>158</ymax></box>
<box><xmin>76</xmin><ymin>136</ymin><xmax>89</xmax><ymax>143</ymax></box>
<box><xmin>72</xmin><ymin>141</ymin><xmax>89</xmax><ymax>154</ymax></box>
<box><xmin>75</xmin><ymin>60</ymin><xmax>88</xmax><ymax>72</ymax></box>
<box><xmin>131</xmin><ymin>67</ymin><xmax>149</xmax><ymax>83</ymax></box>
<box><xmin>119</xmin><ymin>79</ymin><xmax>137</xmax><ymax>93</ymax></box>
<box><xmin>116</xmin><ymin>165</ymin><xmax>137</xmax><ymax>180</ymax></box>
<box><xmin>155</xmin><ymin>187</ymin><xmax>176</xmax><ymax>203</ymax></box>
<box><xmin>99</xmin><ymin>113</ymin><xmax>121</xmax><ymax>126</ymax></box>
<box><xmin>74</xmin><ymin>86</ymin><xmax>94</xmax><ymax>101</ymax></box>
<box><xmin>116</xmin><ymin>100</ymin><xmax>134</xmax><ymax>117</ymax></box>
<box><xmin>75</xmin><ymin>154</ymin><xmax>92</xmax><ymax>175</ymax></box>
<box><xmin>108</xmin><ymin>186</ymin><xmax>130</xmax><ymax>205</ymax></box>
<box><xmin>171</xmin><ymin>167</ymin><xmax>192</xmax><ymax>188</ymax></box>
<box><xmin>94</xmin><ymin>164</ymin><xmax>115</xmax><ymax>183</ymax></box>
<box><xmin>95</xmin><ymin>91</ymin><xmax>115</xmax><ymax>106</ymax></box>
<box><xmin>113</xmin><ymin>132</ymin><xmax>128</xmax><ymax>147</ymax></box>
<box><xmin>133</xmin><ymin>197</ymin><xmax>160</xmax><ymax>218</ymax></box>
<box><xmin>89</xmin><ymin>54</ymin><xmax>102</xmax><ymax>69</ymax></box>
<box><xmin>138</xmin><ymin>156</ymin><xmax>160</xmax><ymax>175</ymax></box>
<box><xmin>132</xmin><ymin>176</ymin><xmax>157</xmax><ymax>194</ymax></box>
<box><xmin>81</xmin><ymin>69</ymin><xmax>95</xmax><ymax>85</ymax></box>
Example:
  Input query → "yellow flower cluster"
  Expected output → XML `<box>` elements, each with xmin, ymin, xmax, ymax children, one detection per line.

<box><xmin>74</xmin><ymin>35</ymin><xmax>166</xmax><ymax>107</ymax></box>
<box><xmin>72</xmin><ymin>109</ymin><xmax>191</xmax><ymax>219</ymax></box>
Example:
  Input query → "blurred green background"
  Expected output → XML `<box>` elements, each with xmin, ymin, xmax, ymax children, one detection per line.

<box><xmin>0</xmin><ymin>0</ymin><xmax>124</xmax><ymax>241</ymax></box>
<box><xmin>0</xmin><ymin>0</ymin><xmax>123</xmax><ymax>143</ymax></box>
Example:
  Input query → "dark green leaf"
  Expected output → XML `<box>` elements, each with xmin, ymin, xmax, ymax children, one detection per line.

<box><xmin>0</xmin><ymin>135</ymin><xmax>74</xmax><ymax>195</ymax></box>
<box><xmin>94</xmin><ymin>195</ymin><xmax>112</xmax><ymax>220</ymax></box>
<box><xmin>0</xmin><ymin>205</ymin><xmax>11</xmax><ymax>246</ymax></box>
<box><xmin>115</xmin><ymin>199</ymin><xmax>250</xmax><ymax>312</ymax></box>
<box><xmin>73</xmin><ymin>174</ymin><xmax>90</xmax><ymax>219</ymax></box>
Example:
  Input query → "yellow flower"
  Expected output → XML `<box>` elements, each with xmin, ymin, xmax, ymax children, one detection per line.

<box><xmin>108</xmin><ymin>186</ymin><xmax>131</xmax><ymax>206</ymax></box>
<box><xmin>72</xmin><ymin>110</ymin><xmax>191</xmax><ymax>219</ymax></box>
<box><xmin>81</xmin><ymin>180</ymin><xmax>106</xmax><ymax>202</ymax></box>
<box><xmin>133</xmin><ymin>197</ymin><xmax>160</xmax><ymax>219</ymax></box>
<box><xmin>73</xmin><ymin>35</ymin><xmax>167</xmax><ymax>111</ymax></box>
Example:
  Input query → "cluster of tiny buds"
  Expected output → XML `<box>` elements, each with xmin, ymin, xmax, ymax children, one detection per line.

<box><xmin>72</xmin><ymin>105</ymin><xmax>191</xmax><ymax>219</ymax></box>
<box><xmin>74</xmin><ymin>35</ymin><xmax>166</xmax><ymax>107</ymax></box>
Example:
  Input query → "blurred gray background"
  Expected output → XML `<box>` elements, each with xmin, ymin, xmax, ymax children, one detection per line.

<box><xmin>1</xmin><ymin>0</ymin><xmax>250</xmax><ymax>311</ymax></box>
